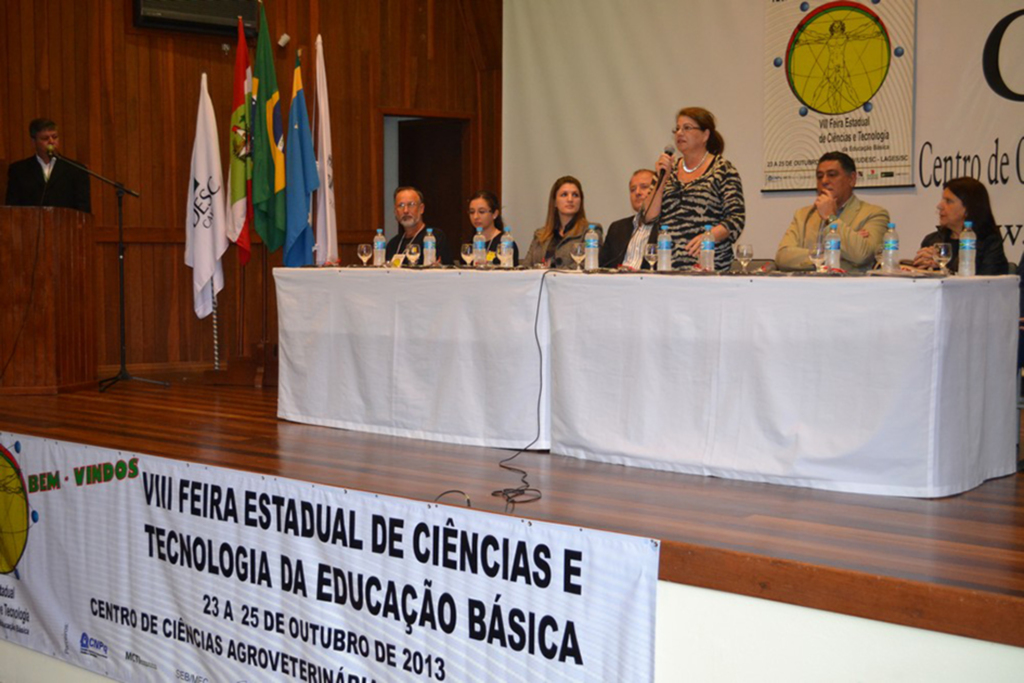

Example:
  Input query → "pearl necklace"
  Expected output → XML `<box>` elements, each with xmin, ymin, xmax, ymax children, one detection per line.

<box><xmin>682</xmin><ymin>151</ymin><xmax>709</xmax><ymax>174</ymax></box>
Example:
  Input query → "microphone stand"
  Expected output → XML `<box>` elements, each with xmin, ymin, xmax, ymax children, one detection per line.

<box><xmin>52</xmin><ymin>153</ymin><xmax>169</xmax><ymax>392</ymax></box>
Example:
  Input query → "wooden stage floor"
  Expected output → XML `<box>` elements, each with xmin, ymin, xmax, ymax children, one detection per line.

<box><xmin>0</xmin><ymin>379</ymin><xmax>1021</xmax><ymax>649</ymax></box>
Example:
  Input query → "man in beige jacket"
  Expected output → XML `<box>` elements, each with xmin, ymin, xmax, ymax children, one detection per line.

<box><xmin>775</xmin><ymin>151</ymin><xmax>890</xmax><ymax>272</ymax></box>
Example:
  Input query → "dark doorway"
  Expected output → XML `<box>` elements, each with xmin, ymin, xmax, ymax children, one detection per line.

<box><xmin>398</xmin><ymin>118</ymin><xmax>470</xmax><ymax>249</ymax></box>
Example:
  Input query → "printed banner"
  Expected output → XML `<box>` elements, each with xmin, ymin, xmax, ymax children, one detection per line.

<box><xmin>0</xmin><ymin>433</ymin><xmax>659</xmax><ymax>682</ymax></box>
<box><xmin>763</xmin><ymin>0</ymin><xmax>917</xmax><ymax>190</ymax></box>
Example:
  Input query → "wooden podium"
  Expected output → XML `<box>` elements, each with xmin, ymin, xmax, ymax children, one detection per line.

<box><xmin>0</xmin><ymin>207</ymin><xmax>96</xmax><ymax>394</ymax></box>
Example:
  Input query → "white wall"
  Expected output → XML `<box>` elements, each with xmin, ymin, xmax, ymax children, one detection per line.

<box><xmin>503</xmin><ymin>0</ymin><xmax>1024</xmax><ymax>264</ymax></box>
<box><xmin>4</xmin><ymin>580</ymin><xmax>1023</xmax><ymax>682</ymax></box>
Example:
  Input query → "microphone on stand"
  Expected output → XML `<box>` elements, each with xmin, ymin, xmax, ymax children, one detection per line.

<box><xmin>39</xmin><ymin>146</ymin><xmax>59</xmax><ymax>206</ymax></box>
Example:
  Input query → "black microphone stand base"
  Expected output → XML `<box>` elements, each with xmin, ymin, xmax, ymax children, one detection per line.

<box><xmin>98</xmin><ymin>368</ymin><xmax>170</xmax><ymax>393</ymax></box>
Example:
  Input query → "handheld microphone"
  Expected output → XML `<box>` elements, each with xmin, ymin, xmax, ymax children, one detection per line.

<box><xmin>658</xmin><ymin>144</ymin><xmax>675</xmax><ymax>181</ymax></box>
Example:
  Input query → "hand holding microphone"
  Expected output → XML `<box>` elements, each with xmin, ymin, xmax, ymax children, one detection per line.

<box><xmin>642</xmin><ymin>145</ymin><xmax>677</xmax><ymax>221</ymax></box>
<box><xmin>655</xmin><ymin>144</ymin><xmax>676</xmax><ymax>181</ymax></box>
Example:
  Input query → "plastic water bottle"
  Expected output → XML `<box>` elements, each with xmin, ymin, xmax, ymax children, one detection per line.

<box><xmin>959</xmin><ymin>220</ymin><xmax>976</xmax><ymax>277</ymax></box>
<box><xmin>825</xmin><ymin>222</ymin><xmax>841</xmax><ymax>270</ymax></box>
<box><xmin>657</xmin><ymin>226</ymin><xmax>673</xmax><ymax>272</ymax></box>
<box><xmin>473</xmin><ymin>227</ymin><xmax>487</xmax><ymax>267</ymax></box>
<box><xmin>881</xmin><ymin>222</ymin><xmax>899</xmax><ymax>274</ymax></box>
<box><xmin>499</xmin><ymin>227</ymin><xmax>515</xmax><ymax>268</ymax></box>
<box><xmin>698</xmin><ymin>224</ymin><xmax>716</xmax><ymax>272</ymax></box>
<box><xmin>423</xmin><ymin>228</ymin><xmax>437</xmax><ymax>266</ymax></box>
<box><xmin>373</xmin><ymin>228</ymin><xmax>387</xmax><ymax>266</ymax></box>
<box><xmin>584</xmin><ymin>223</ymin><xmax>600</xmax><ymax>271</ymax></box>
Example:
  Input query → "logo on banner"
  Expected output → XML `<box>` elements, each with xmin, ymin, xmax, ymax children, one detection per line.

<box><xmin>80</xmin><ymin>632</ymin><xmax>110</xmax><ymax>659</ymax></box>
<box><xmin>0</xmin><ymin>441</ymin><xmax>33</xmax><ymax>577</ymax></box>
<box><xmin>784</xmin><ymin>2</ymin><xmax>894</xmax><ymax>115</ymax></box>
<box><xmin>125</xmin><ymin>650</ymin><xmax>158</xmax><ymax>670</ymax></box>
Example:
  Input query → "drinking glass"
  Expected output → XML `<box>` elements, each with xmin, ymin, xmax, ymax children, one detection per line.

<box><xmin>406</xmin><ymin>244</ymin><xmax>421</xmax><ymax>267</ymax></box>
<box><xmin>461</xmin><ymin>243</ymin><xmax>474</xmax><ymax>267</ymax></box>
<box><xmin>570</xmin><ymin>243</ymin><xmax>586</xmax><ymax>270</ymax></box>
<box><xmin>874</xmin><ymin>244</ymin><xmax>885</xmax><ymax>270</ymax></box>
<box><xmin>808</xmin><ymin>240</ymin><xmax>826</xmax><ymax>273</ymax></box>
<box><xmin>736</xmin><ymin>244</ymin><xmax>753</xmax><ymax>273</ymax></box>
<box><xmin>935</xmin><ymin>242</ymin><xmax>952</xmax><ymax>275</ymax></box>
<box><xmin>644</xmin><ymin>244</ymin><xmax>658</xmax><ymax>270</ymax></box>
<box><xmin>357</xmin><ymin>244</ymin><xmax>372</xmax><ymax>266</ymax></box>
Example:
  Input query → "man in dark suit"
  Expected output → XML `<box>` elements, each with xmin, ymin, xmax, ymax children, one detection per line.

<box><xmin>5</xmin><ymin>118</ymin><xmax>91</xmax><ymax>212</ymax></box>
<box><xmin>599</xmin><ymin>168</ymin><xmax>656</xmax><ymax>269</ymax></box>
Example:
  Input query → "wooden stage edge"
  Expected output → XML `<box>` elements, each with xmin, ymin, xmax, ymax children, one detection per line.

<box><xmin>0</xmin><ymin>378</ymin><xmax>1021</xmax><ymax>649</ymax></box>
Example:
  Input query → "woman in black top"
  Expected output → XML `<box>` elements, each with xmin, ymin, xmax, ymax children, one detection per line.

<box><xmin>468</xmin><ymin>190</ymin><xmax>518</xmax><ymax>266</ymax></box>
<box><xmin>913</xmin><ymin>177</ymin><xmax>1008</xmax><ymax>275</ymax></box>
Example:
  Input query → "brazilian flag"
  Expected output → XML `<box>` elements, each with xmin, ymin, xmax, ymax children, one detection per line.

<box><xmin>251</xmin><ymin>3</ymin><xmax>286</xmax><ymax>252</ymax></box>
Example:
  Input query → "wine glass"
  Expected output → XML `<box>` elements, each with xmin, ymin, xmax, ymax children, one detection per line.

<box><xmin>736</xmin><ymin>244</ymin><xmax>753</xmax><ymax>273</ymax></box>
<box><xmin>808</xmin><ymin>240</ymin><xmax>826</xmax><ymax>273</ymax></box>
<box><xmin>874</xmin><ymin>243</ymin><xmax>885</xmax><ymax>270</ymax></box>
<box><xmin>357</xmin><ymin>244</ymin><xmax>372</xmax><ymax>266</ymax></box>
<box><xmin>935</xmin><ymin>242</ymin><xmax>952</xmax><ymax>275</ymax></box>
<box><xmin>570</xmin><ymin>243</ymin><xmax>586</xmax><ymax>270</ymax></box>
<box><xmin>644</xmin><ymin>244</ymin><xmax>658</xmax><ymax>270</ymax></box>
<box><xmin>461</xmin><ymin>243</ymin><xmax>474</xmax><ymax>267</ymax></box>
<box><xmin>406</xmin><ymin>244</ymin><xmax>421</xmax><ymax>267</ymax></box>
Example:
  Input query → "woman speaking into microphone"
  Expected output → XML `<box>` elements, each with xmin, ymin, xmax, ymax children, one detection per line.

<box><xmin>643</xmin><ymin>107</ymin><xmax>746</xmax><ymax>271</ymax></box>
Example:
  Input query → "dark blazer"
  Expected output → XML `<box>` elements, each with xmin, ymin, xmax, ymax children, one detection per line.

<box><xmin>599</xmin><ymin>214</ymin><xmax>657</xmax><ymax>269</ymax></box>
<box><xmin>5</xmin><ymin>155</ymin><xmax>92</xmax><ymax>213</ymax></box>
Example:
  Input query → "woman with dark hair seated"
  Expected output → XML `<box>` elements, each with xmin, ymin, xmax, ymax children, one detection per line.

<box><xmin>913</xmin><ymin>177</ymin><xmax>1008</xmax><ymax>275</ymax></box>
<box><xmin>468</xmin><ymin>190</ymin><xmax>518</xmax><ymax>266</ymax></box>
<box><xmin>521</xmin><ymin>176</ymin><xmax>601</xmax><ymax>268</ymax></box>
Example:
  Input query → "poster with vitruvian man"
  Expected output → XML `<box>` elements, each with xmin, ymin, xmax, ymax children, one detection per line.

<box><xmin>763</xmin><ymin>0</ymin><xmax>916</xmax><ymax>190</ymax></box>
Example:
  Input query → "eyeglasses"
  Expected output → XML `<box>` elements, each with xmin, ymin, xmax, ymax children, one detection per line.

<box><xmin>672</xmin><ymin>125</ymin><xmax>703</xmax><ymax>134</ymax></box>
<box><xmin>396</xmin><ymin>201</ymin><xmax>420</xmax><ymax>210</ymax></box>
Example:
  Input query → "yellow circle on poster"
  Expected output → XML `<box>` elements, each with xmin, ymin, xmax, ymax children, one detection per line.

<box><xmin>787</xmin><ymin>3</ymin><xmax>891</xmax><ymax>115</ymax></box>
<box><xmin>0</xmin><ymin>446</ymin><xmax>29</xmax><ymax>574</ymax></box>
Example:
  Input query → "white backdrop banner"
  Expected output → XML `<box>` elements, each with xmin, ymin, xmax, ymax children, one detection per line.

<box><xmin>0</xmin><ymin>433</ymin><xmax>658</xmax><ymax>682</ymax></box>
<box><xmin>504</xmin><ymin>0</ymin><xmax>1024</xmax><ymax>265</ymax></box>
<box><xmin>762</xmin><ymin>0</ymin><xmax>916</xmax><ymax>190</ymax></box>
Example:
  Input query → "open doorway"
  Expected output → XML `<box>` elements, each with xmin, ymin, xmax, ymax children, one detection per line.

<box><xmin>383</xmin><ymin>116</ymin><xmax>470</xmax><ymax>245</ymax></box>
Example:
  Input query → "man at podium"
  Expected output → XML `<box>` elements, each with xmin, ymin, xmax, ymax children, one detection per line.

<box><xmin>5</xmin><ymin>118</ymin><xmax>91</xmax><ymax>213</ymax></box>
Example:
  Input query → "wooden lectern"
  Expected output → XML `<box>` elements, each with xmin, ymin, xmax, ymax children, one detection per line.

<box><xmin>0</xmin><ymin>207</ymin><xmax>96</xmax><ymax>394</ymax></box>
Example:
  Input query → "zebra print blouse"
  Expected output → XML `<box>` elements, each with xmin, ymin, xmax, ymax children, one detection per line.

<box><xmin>658</xmin><ymin>155</ymin><xmax>746</xmax><ymax>270</ymax></box>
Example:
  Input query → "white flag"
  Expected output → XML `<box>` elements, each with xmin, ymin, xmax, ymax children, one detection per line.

<box><xmin>313</xmin><ymin>34</ymin><xmax>338</xmax><ymax>265</ymax></box>
<box><xmin>185</xmin><ymin>73</ymin><xmax>229</xmax><ymax>319</ymax></box>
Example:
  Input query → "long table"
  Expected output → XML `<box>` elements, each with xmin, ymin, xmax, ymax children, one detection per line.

<box><xmin>547</xmin><ymin>272</ymin><xmax>1019</xmax><ymax>497</ymax></box>
<box><xmin>276</xmin><ymin>268</ymin><xmax>550</xmax><ymax>449</ymax></box>
<box><xmin>276</xmin><ymin>267</ymin><xmax>1018</xmax><ymax>497</ymax></box>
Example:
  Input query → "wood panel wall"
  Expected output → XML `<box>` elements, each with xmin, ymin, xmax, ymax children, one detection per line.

<box><xmin>0</xmin><ymin>0</ymin><xmax>502</xmax><ymax>371</ymax></box>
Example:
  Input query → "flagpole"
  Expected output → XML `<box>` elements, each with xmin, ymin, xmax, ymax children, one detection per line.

<box><xmin>258</xmin><ymin>240</ymin><xmax>269</xmax><ymax>388</ymax></box>
<box><xmin>237</xmin><ymin>263</ymin><xmax>246</xmax><ymax>357</ymax></box>
<box><xmin>211</xmin><ymin>282</ymin><xmax>220</xmax><ymax>371</ymax></box>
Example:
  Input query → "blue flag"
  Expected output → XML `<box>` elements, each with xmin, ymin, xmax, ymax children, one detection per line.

<box><xmin>284</xmin><ymin>54</ymin><xmax>320</xmax><ymax>267</ymax></box>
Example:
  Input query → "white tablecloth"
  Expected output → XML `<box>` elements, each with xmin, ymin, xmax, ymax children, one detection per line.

<box><xmin>276</xmin><ymin>268</ymin><xmax>550</xmax><ymax>449</ymax></box>
<box><xmin>546</xmin><ymin>273</ymin><xmax>1019</xmax><ymax>497</ymax></box>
